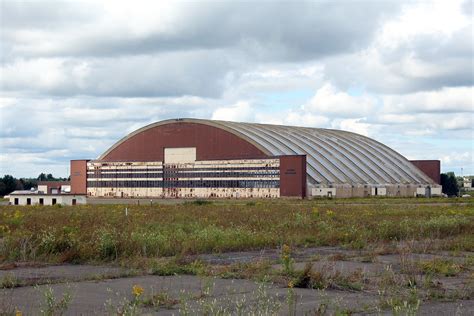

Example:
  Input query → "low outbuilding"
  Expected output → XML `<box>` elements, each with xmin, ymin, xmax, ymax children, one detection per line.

<box><xmin>8</xmin><ymin>190</ymin><xmax>86</xmax><ymax>206</ymax></box>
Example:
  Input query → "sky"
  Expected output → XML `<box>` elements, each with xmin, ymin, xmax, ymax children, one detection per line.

<box><xmin>0</xmin><ymin>0</ymin><xmax>473</xmax><ymax>178</ymax></box>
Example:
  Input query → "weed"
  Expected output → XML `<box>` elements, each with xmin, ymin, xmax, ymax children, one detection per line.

<box><xmin>140</xmin><ymin>290</ymin><xmax>179</xmax><ymax>309</ymax></box>
<box><xmin>0</xmin><ymin>273</ymin><xmax>18</xmax><ymax>289</ymax></box>
<box><xmin>281</xmin><ymin>244</ymin><xmax>294</xmax><ymax>275</ymax></box>
<box><xmin>398</xmin><ymin>246</ymin><xmax>422</xmax><ymax>286</ymax></box>
<box><xmin>213</xmin><ymin>260</ymin><xmax>272</xmax><ymax>281</ymax></box>
<box><xmin>105</xmin><ymin>296</ymin><xmax>139</xmax><ymax>316</ymax></box>
<box><xmin>96</xmin><ymin>229</ymin><xmax>118</xmax><ymax>260</ymax></box>
<box><xmin>37</xmin><ymin>284</ymin><xmax>73</xmax><ymax>316</ymax></box>
<box><xmin>131</xmin><ymin>284</ymin><xmax>144</xmax><ymax>298</ymax></box>
<box><xmin>286</xmin><ymin>285</ymin><xmax>297</xmax><ymax>316</ymax></box>
<box><xmin>150</xmin><ymin>258</ymin><xmax>207</xmax><ymax>276</ymax></box>
<box><xmin>177</xmin><ymin>280</ymin><xmax>282</xmax><ymax>315</ymax></box>
<box><xmin>419</xmin><ymin>258</ymin><xmax>463</xmax><ymax>277</ymax></box>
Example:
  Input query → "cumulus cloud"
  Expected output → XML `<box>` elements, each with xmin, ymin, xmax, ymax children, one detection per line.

<box><xmin>382</xmin><ymin>87</ymin><xmax>474</xmax><ymax>113</ymax></box>
<box><xmin>211</xmin><ymin>101</ymin><xmax>255</xmax><ymax>122</ymax></box>
<box><xmin>0</xmin><ymin>0</ymin><xmax>472</xmax><ymax>177</ymax></box>
<box><xmin>0</xmin><ymin>52</ymin><xmax>230</xmax><ymax>97</ymax></box>
<box><xmin>1</xmin><ymin>1</ymin><xmax>400</xmax><ymax>59</ymax></box>
<box><xmin>332</xmin><ymin>119</ymin><xmax>373</xmax><ymax>137</ymax></box>
<box><xmin>324</xmin><ymin>0</ymin><xmax>472</xmax><ymax>94</ymax></box>
<box><xmin>304</xmin><ymin>83</ymin><xmax>376</xmax><ymax>117</ymax></box>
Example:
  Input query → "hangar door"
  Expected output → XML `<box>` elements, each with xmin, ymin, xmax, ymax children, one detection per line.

<box><xmin>163</xmin><ymin>147</ymin><xmax>197</xmax><ymax>197</ymax></box>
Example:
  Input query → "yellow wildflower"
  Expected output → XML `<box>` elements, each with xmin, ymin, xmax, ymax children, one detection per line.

<box><xmin>15</xmin><ymin>310</ymin><xmax>22</xmax><ymax>316</ymax></box>
<box><xmin>282</xmin><ymin>244</ymin><xmax>291</xmax><ymax>255</ymax></box>
<box><xmin>132</xmin><ymin>284</ymin><xmax>144</xmax><ymax>297</ymax></box>
<box><xmin>288</xmin><ymin>281</ymin><xmax>294</xmax><ymax>288</ymax></box>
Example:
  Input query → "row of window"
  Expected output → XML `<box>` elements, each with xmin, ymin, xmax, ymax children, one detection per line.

<box><xmin>164</xmin><ymin>166</ymin><xmax>280</xmax><ymax>171</ymax></box>
<box><xmin>88</xmin><ymin>172</ymin><xmax>279</xmax><ymax>179</ymax></box>
<box><xmin>163</xmin><ymin>171</ymin><xmax>279</xmax><ymax>177</ymax></box>
<box><xmin>89</xmin><ymin>173</ymin><xmax>163</xmax><ymax>178</ymax></box>
<box><xmin>87</xmin><ymin>168</ymin><xmax>163</xmax><ymax>173</ymax></box>
<box><xmin>88</xmin><ymin>166</ymin><xmax>279</xmax><ymax>173</ymax></box>
<box><xmin>87</xmin><ymin>180</ymin><xmax>280</xmax><ymax>188</ymax></box>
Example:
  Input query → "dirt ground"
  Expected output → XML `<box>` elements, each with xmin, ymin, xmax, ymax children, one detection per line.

<box><xmin>1</xmin><ymin>246</ymin><xmax>473</xmax><ymax>315</ymax></box>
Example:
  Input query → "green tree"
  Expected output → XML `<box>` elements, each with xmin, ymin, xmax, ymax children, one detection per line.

<box><xmin>0</xmin><ymin>175</ymin><xmax>17</xmax><ymax>196</ymax></box>
<box><xmin>37</xmin><ymin>173</ymin><xmax>66</xmax><ymax>182</ymax></box>
<box><xmin>19</xmin><ymin>178</ymin><xmax>37</xmax><ymax>190</ymax></box>
<box><xmin>440</xmin><ymin>172</ymin><xmax>459</xmax><ymax>196</ymax></box>
<box><xmin>0</xmin><ymin>182</ymin><xmax>6</xmax><ymax>196</ymax></box>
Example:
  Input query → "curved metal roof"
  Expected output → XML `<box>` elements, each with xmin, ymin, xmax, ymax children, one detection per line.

<box><xmin>99</xmin><ymin>118</ymin><xmax>434</xmax><ymax>186</ymax></box>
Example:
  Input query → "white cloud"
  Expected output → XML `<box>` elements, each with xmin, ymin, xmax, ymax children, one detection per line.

<box><xmin>0</xmin><ymin>1</ymin><xmax>473</xmax><ymax>178</ymax></box>
<box><xmin>378</xmin><ymin>0</ymin><xmax>470</xmax><ymax>47</ymax></box>
<box><xmin>325</xmin><ymin>0</ymin><xmax>472</xmax><ymax>94</ymax></box>
<box><xmin>332</xmin><ymin>118</ymin><xmax>372</xmax><ymax>137</ymax></box>
<box><xmin>211</xmin><ymin>101</ymin><xmax>255</xmax><ymax>122</ymax></box>
<box><xmin>283</xmin><ymin>112</ymin><xmax>329</xmax><ymax>127</ymax></box>
<box><xmin>383</xmin><ymin>87</ymin><xmax>474</xmax><ymax>113</ymax></box>
<box><xmin>436</xmin><ymin>114</ymin><xmax>473</xmax><ymax>130</ymax></box>
<box><xmin>304</xmin><ymin>83</ymin><xmax>376</xmax><ymax>117</ymax></box>
<box><xmin>441</xmin><ymin>151</ymin><xmax>472</xmax><ymax>165</ymax></box>
<box><xmin>1</xmin><ymin>58</ymin><xmax>69</xmax><ymax>92</ymax></box>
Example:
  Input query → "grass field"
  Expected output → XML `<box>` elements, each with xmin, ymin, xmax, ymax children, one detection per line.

<box><xmin>0</xmin><ymin>198</ymin><xmax>473</xmax><ymax>314</ymax></box>
<box><xmin>0</xmin><ymin>198</ymin><xmax>472</xmax><ymax>264</ymax></box>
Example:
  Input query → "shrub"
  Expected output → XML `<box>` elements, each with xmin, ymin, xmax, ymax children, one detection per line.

<box><xmin>423</xmin><ymin>215</ymin><xmax>469</xmax><ymax>238</ymax></box>
<box><xmin>96</xmin><ymin>229</ymin><xmax>118</xmax><ymax>260</ymax></box>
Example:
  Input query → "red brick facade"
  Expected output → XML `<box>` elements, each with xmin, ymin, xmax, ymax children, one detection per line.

<box><xmin>279</xmin><ymin>155</ymin><xmax>307</xmax><ymax>198</ymax></box>
<box><xmin>70</xmin><ymin>160</ymin><xmax>88</xmax><ymax>194</ymax></box>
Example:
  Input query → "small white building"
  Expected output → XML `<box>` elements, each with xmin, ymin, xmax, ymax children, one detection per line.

<box><xmin>463</xmin><ymin>177</ymin><xmax>473</xmax><ymax>190</ymax></box>
<box><xmin>8</xmin><ymin>190</ymin><xmax>86</xmax><ymax>206</ymax></box>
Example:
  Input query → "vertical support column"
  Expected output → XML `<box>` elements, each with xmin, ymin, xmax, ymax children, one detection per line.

<box><xmin>279</xmin><ymin>155</ymin><xmax>307</xmax><ymax>198</ymax></box>
<box><xmin>70</xmin><ymin>160</ymin><xmax>89</xmax><ymax>194</ymax></box>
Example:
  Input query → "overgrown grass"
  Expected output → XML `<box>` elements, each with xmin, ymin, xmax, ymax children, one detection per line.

<box><xmin>0</xmin><ymin>199</ymin><xmax>472</xmax><ymax>263</ymax></box>
<box><xmin>418</xmin><ymin>258</ymin><xmax>464</xmax><ymax>277</ymax></box>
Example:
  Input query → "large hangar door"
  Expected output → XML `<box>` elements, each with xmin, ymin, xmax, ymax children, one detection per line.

<box><xmin>164</xmin><ymin>147</ymin><xmax>196</xmax><ymax>164</ymax></box>
<box><xmin>163</xmin><ymin>147</ymin><xmax>197</xmax><ymax>198</ymax></box>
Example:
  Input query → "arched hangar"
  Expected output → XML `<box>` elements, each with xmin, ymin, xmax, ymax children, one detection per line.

<box><xmin>70</xmin><ymin>118</ymin><xmax>441</xmax><ymax>198</ymax></box>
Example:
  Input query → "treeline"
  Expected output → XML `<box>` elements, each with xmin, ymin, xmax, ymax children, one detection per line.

<box><xmin>0</xmin><ymin>174</ymin><xmax>69</xmax><ymax>197</ymax></box>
